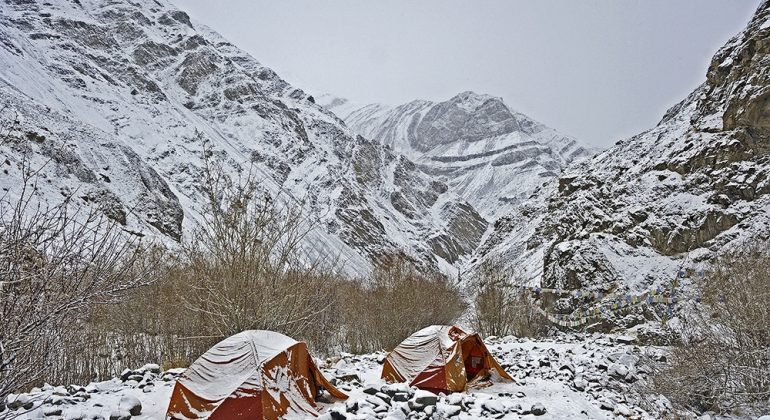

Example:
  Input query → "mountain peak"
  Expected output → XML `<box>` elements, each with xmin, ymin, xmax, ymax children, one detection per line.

<box><xmin>449</xmin><ymin>91</ymin><xmax>501</xmax><ymax>111</ymax></box>
<box><xmin>321</xmin><ymin>92</ymin><xmax>591</xmax><ymax>220</ymax></box>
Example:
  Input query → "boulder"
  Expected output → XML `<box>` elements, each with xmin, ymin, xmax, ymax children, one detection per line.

<box><xmin>412</xmin><ymin>389</ymin><xmax>438</xmax><ymax>406</ymax></box>
<box><xmin>531</xmin><ymin>403</ymin><xmax>547</xmax><ymax>416</ymax></box>
<box><xmin>119</xmin><ymin>394</ymin><xmax>142</xmax><ymax>416</ymax></box>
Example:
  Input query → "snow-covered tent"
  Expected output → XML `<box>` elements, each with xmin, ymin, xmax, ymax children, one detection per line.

<box><xmin>166</xmin><ymin>330</ymin><xmax>346</xmax><ymax>419</ymax></box>
<box><xmin>381</xmin><ymin>325</ymin><xmax>512</xmax><ymax>393</ymax></box>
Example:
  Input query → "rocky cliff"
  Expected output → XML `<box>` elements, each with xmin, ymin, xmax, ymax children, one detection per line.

<box><xmin>478</xmin><ymin>0</ymin><xmax>770</xmax><ymax>321</ymax></box>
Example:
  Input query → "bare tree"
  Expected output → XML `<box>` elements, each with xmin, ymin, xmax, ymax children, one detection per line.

<box><xmin>652</xmin><ymin>242</ymin><xmax>770</xmax><ymax>414</ymax></box>
<box><xmin>0</xmin><ymin>116</ymin><xmax>155</xmax><ymax>400</ymax></box>
<box><xmin>470</xmin><ymin>258</ymin><xmax>547</xmax><ymax>338</ymax></box>
<box><xmin>338</xmin><ymin>254</ymin><xmax>468</xmax><ymax>353</ymax></box>
<box><xmin>178</xmin><ymin>142</ymin><xmax>340</xmax><ymax>344</ymax></box>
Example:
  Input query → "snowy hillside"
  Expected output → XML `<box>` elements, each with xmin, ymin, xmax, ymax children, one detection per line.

<box><xmin>0</xmin><ymin>0</ymin><xmax>489</xmax><ymax>273</ymax></box>
<box><xmin>320</xmin><ymin>92</ymin><xmax>593</xmax><ymax>220</ymax></box>
<box><xmin>478</xmin><ymin>0</ymin><xmax>770</xmax><ymax>318</ymax></box>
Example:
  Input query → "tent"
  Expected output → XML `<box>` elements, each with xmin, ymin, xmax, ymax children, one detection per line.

<box><xmin>166</xmin><ymin>330</ymin><xmax>347</xmax><ymax>419</ymax></box>
<box><xmin>381</xmin><ymin>325</ymin><xmax>512</xmax><ymax>393</ymax></box>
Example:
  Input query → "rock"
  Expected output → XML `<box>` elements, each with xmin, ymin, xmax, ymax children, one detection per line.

<box><xmin>531</xmin><ymin>403</ymin><xmax>547</xmax><ymax>416</ymax></box>
<box><xmin>381</xmin><ymin>383</ymin><xmax>411</xmax><ymax>397</ymax></box>
<box><xmin>384</xmin><ymin>410</ymin><xmax>407</xmax><ymax>420</ymax></box>
<box><xmin>609</xmin><ymin>363</ymin><xmax>629</xmax><ymax>378</ymax></box>
<box><xmin>119</xmin><ymin>369</ymin><xmax>133</xmax><ymax>381</ymax></box>
<box><xmin>392</xmin><ymin>392</ymin><xmax>409</xmax><ymax>402</ymax></box>
<box><xmin>119</xmin><ymin>394</ymin><xmax>141</xmax><ymax>416</ymax></box>
<box><xmin>481</xmin><ymin>399</ymin><xmax>506</xmax><ymax>414</ymax></box>
<box><xmin>436</xmin><ymin>402</ymin><xmax>461</xmax><ymax>417</ymax></box>
<box><xmin>365</xmin><ymin>394</ymin><xmax>389</xmax><ymax>411</ymax></box>
<box><xmin>616</xmin><ymin>335</ymin><xmax>637</xmax><ymax>344</ymax></box>
<box><xmin>44</xmin><ymin>407</ymin><xmax>63</xmax><ymax>417</ymax></box>
<box><xmin>407</xmin><ymin>400</ymin><xmax>425</xmax><ymax>412</ymax></box>
<box><xmin>445</xmin><ymin>393</ymin><xmax>464</xmax><ymax>406</ymax></box>
<box><xmin>362</xmin><ymin>386</ymin><xmax>379</xmax><ymax>396</ymax></box>
<box><xmin>52</xmin><ymin>386</ymin><xmax>69</xmax><ymax>396</ymax></box>
<box><xmin>573</xmin><ymin>377</ymin><xmax>588</xmax><ymax>391</ymax></box>
<box><xmin>137</xmin><ymin>363</ymin><xmax>161</xmax><ymax>374</ymax></box>
<box><xmin>374</xmin><ymin>392</ymin><xmax>391</xmax><ymax>404</ymax></box>
<box><xmin>109</xmin><ymin>411</ymin><xmax>131</xmax><ymax>420</ymax></box>
<box><xmin>344</xmin><ymin>400</ymin><xmax>358</xmax><ymax>413</ymax></box>
<box><xmin>6</xmin><ymin>394</ymin><xmax>31</xmax><ymax>410</ymax></box>
<box><xmin>317</xmin><ymin>411</ymin><xmax>346</xmax><ymax>420</ymax></box>
<box><xmin>412</xmin><ymin>390</ymin><xmax>438</xmax><ymax>406</ymax></box>
<box><xmin>336</xmin><ymin>374</ymin><xmax>360</xmax><ymax>383</ymax></box>
<box><xmin>614</xmin><ymin>403</ymin><xmax>632</xmax><ymax>416</ymax></box>
<box><xmin>164</xmin><ymin>368</ymin><xmax>186</xmax><ymax>376</ymax></box>
<box><xmin>599</xmin><ymin>401</ymin><xmax>614</xmax><ymax>411</ymax></box>
<box><xmin>47</xmin><ymin>395</ymin><xmax>71</xmax><ymax>405</ymax></box>
<box><xmin>67</xmin><ymin>385</ymin><xmax>86</xmax><ymax>395</ymax></box>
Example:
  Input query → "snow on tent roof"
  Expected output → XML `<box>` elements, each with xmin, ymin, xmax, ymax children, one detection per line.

<box><xmin>177</xmin><ymin>330</ymin><xmax>298</xmax><ymax>401</ymax></box>
<box><xmin>385</xmin><ymin>325</ymin><xmax>468</xmax><ymax>382</ymax></box>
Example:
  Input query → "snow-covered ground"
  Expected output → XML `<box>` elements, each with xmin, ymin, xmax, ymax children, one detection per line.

<box><xmin>2</xmin><ymin>333</ymin><xmax>674</xmax><ymax>420</ymax></box>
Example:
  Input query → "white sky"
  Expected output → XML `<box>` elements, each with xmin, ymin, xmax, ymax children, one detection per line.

<box><xmin>174</xmin><ymin>0</ymin><xmax>760</xmax><ymax>148</ymax></box>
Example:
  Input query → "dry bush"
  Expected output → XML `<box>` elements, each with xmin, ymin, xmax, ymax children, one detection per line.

<box><xmin>652</xmin><ymin>243</ymin><xmax>770</xmax><ymax>414</ymax></box>
<box><xmin>180</xmin><ymin>146</ymin><xmax>341</xmax><ymax>344</ymax></box>
<box><xmin>88</xmin><ymin>144</ymin><xmax>344</xmax><ymax>363</ymax></box>
<box><xmin>338</xmin><ymin>254</ymin><xmax>468</xmax><ymax>353</ymax></box>
<box><xmin>0</xmin><ymin>121</ymin><xmax>157</xmax><ymax>398</ymax></box>
<box><xmin>14</xmin><ymin>137</ymin><xmax>472</xmax><ymax>384</ymax></box>
<box><xmin>470</xmin><ymin>259</ymin><xmax>547</xmax><ymax>338</ymax></box>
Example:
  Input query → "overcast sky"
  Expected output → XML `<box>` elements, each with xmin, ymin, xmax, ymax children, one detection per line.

<box><xmin>175</xmin><ymin>0</ymin><xmax>759</xmax><ymax>148</ymax></box>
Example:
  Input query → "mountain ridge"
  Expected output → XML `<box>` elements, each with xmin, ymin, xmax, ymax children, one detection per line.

<box><xmin>319</xmin><ymin>91</ymin><xmax>594</xmax><ymax>221</ymax></box>
<box><xmin>0</xmin><ymin>0</ymin><xmax>492</xmax><ymax>274</ymax></box>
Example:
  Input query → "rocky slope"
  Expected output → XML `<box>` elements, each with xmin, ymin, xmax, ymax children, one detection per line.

<box><xmin>479</xmin><ymin>0</ymin><xmax>770</xmax><ymax>318</ymax></box>
<box><xmin>0</xmin><ymin>0</ymin><xmax>488</xmax><ymax>273</ymax></box>
<box><xmin>321</xmin><ymin>92</ymin><xmax>593</xmax><ymax>221</ymax></box>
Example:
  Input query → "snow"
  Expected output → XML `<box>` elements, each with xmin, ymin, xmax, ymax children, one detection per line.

<box><xmin>3</xmin><ymin>332</ymin><xmax>678</xmax><ymax>419</ymax></box>
<box><xmin>322</xmin><ymin>92</ymin><xmax>593</xmax><ymax>222</ymax></box>
<box><xmin>0</xmin><ymin>0</ymin><xmax>488</xmax><ymax>277</ymax></box>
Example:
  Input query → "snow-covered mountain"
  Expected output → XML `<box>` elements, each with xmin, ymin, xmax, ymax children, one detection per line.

<box><xmin>0</xmin><ymin>0</ymin><xmax>491</xmax><ymax>273</ymax></box>
<box><xmin>478</xmin><ymin>0</ymin><xmax>770</xmax><ymax>313</ymax></box>
<box><xmin>320</xmin><ymin>92</ymin><xmax>593</xmax><ymax>220</ymax></box>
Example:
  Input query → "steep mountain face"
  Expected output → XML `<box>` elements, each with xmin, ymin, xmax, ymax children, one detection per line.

<box><xmin>321</xmin><ymin>92</ymin><xmax>592</xmax><ymax>220</ymax></box>
<box><xmin>0</xmin><ymin>0</ymin><xmax>485</xmax><ymax>273</ymax></box>
<box><xmin>481</xmin><ymin>0</ymin><xmax>770</xmax><ymax>307</ymax></box>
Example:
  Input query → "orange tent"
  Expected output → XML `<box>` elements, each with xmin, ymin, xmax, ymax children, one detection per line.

<box><xmin>166</xmin><ymin>330</ymin><xmax>346</xmax><ymax>419</ymax></box>
<box><xmin>381</xmin><ymin>325</ymin><xmax>512</xmax><ymax>393</ymax></box>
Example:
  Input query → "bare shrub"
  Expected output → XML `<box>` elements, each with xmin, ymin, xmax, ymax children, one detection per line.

<box><xmin>163</xmin><ymin>144</ymin><xmax>341</xmax><ymax>352</ymax></box>
<box><xmin>470</xmin><ymin>259</ymin><xmax>547</xmax><ymax>338</ymax></box>
<box><xmin>338</xmin><ymin>254</ymin><xmax>468</xmax><ymax>353</ymax></box>
<box><xmin>0</xmin><ymin>122</ymin><xmax>156</xmax><ymax>398</ymax></box>
<box><xmin>652</xmin><ymin>243</ymin><xmax>770</xmax><ymax>414</ymax></box>
<box><xmin>74</xmin><ymin>143</ymin><xmax>468</xmax><ymax>371</ymax></box>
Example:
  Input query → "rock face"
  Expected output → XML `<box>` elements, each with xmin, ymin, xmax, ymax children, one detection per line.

<box><xmin>320</xmin><ymin>92</ymin><xmax>593</xmax><ymax>220</ymax></box>
<box><xmin>0</xmin><ymin>0</ymin><xmax>486</xmax><ymax>273</ymax></box>
<box><xmin>479</xmin><ymin>0</ymin><xmax>770</xmax><ymax>308</ymax></box>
